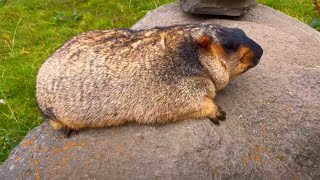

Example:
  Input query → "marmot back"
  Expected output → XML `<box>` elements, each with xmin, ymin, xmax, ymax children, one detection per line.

<box><xmin>36</xmin><ymin>24</ymin><xmax>263</xmax><ymax>131</ymax></box>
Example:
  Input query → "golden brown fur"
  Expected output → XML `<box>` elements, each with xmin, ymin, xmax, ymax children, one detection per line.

<box><xmin>36</xmin><ymin>24</ymin><xmax>263</xmax><ymax>131</ymax></box>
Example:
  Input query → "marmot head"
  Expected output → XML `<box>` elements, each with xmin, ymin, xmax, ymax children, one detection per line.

<box><xmin>198</xmin><ymin>25</ymin><xmax>263</xmax><ymax>80</ymax></box>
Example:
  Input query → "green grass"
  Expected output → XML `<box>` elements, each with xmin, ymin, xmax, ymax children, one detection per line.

<box><xmin>0</xmin><ymin>0</ymin><xmax>175</xmax><ymax>164</ymax></box>
<box><xmin>258</xmin><ymin>0</ymin><xmax>319</xmax><ymax>25</ymax></box>
<box><xmin>0</xmin><ymin>0</ymin><xmax>318</xmax><ymax>164</ymax></box>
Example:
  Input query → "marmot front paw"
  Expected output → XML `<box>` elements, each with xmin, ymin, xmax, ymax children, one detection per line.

<box><xmin>209</xmin><ymin>106</ymin><xmax>226</xmax><ymax>125</ymax></box>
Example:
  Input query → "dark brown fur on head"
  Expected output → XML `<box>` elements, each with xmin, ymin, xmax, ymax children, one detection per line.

<box><xmin>198</xmin><ymin>25</ymin><xmax>263</xmax><ymax>80</ymax></box>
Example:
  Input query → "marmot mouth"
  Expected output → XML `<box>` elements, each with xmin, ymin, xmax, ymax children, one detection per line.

<box><xmin>240</xmin><ymin>50</ymin><xmax>259</xmax><ymax>68</ymax></box>
<box><xmin>252</xmin><ymin>57</ymin><xmax>260</xmax><ymax>66</ymax></box>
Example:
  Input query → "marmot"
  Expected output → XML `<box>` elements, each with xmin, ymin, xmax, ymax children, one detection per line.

<box><xmin>36</xmin><ymin>24</ymin><xmax>263</xmax><ymax>131</ymax></box>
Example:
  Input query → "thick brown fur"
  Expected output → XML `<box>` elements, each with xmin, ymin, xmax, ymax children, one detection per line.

<box><xmin>36</xmin><ymin>24</ymin><xmax>263</xmax><ymax>131</ymax></box>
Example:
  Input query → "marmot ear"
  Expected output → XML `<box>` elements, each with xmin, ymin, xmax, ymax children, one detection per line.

<box><xmin>198</xmin><ymin>35</ymin><xmax>211</xmax><ymax>48</ymax></box>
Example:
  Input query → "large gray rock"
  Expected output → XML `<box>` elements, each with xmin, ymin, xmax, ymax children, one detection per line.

<box><xmin>1</xmin><ymin>2</ymin><xmax>320</xmax><ymax>180</ymax></box>
<box><xmin>180</xmin><ymin>0</ymin><xmax>257</xmax><ymax>16</ymax></box>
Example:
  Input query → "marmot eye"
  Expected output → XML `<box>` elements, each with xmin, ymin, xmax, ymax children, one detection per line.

<box><xmin>224</xmin><ymin>42</ymin><xmax>239</xmax><ymax>51</ymax></box>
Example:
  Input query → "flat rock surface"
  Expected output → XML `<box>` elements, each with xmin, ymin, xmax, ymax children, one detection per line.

<box><xmin>1</xmin><ymin>3</ymin><xmax>320</xmax><ymax>180</ymax></box>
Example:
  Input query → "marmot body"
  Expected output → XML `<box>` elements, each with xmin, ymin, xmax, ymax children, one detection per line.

<box><xmin>36</xmin><ymin>24</ymin><xmax>263</xmax><ymax>131</ymax></box>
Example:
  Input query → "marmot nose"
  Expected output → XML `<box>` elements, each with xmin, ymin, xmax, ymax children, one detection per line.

<box><xmin>253</xmin><ymin>43</ymin><xmax>263</xmax><ymax>66</ymax></box>
<box><xmin>255</xmin><ymin>46</ymin><xmax>263</xmax><ymax>59</ymax></box>
<box><xmin>244</xmin><ymin>37</ymin><xmax>263</xmax><ymax>66</ymax></box>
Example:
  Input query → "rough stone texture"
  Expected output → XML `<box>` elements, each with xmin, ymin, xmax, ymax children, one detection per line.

<box><xmin>180</xmin><ymin>0</ymin><xmax>257</xmax><ymax>16</ymax></box>
<box><xmin>1</xmin><ymin>2</ymin><xmax>320</xmax><ymax>180</ymax></box>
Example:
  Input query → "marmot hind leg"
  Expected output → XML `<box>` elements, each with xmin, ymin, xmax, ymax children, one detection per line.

<box><xmin>49</xmin><ymin>120</ymin><xmax>77</xmax><ymax>137</ymax></box>
<box><xmin>49</xmin><ymin>120</ymin><xmax>66</xmax><ymax>130</ymax></box>
<box><xmin>38</xmin><ymin>106</ymin><xmax>75</xmax><ymax>133</ymax></box>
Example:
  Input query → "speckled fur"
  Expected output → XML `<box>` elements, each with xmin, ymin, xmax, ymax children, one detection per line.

<box><xmin>36</xmin><ymin>24</ymin><xmax>263</xmax><ymax>130</ymax></box>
